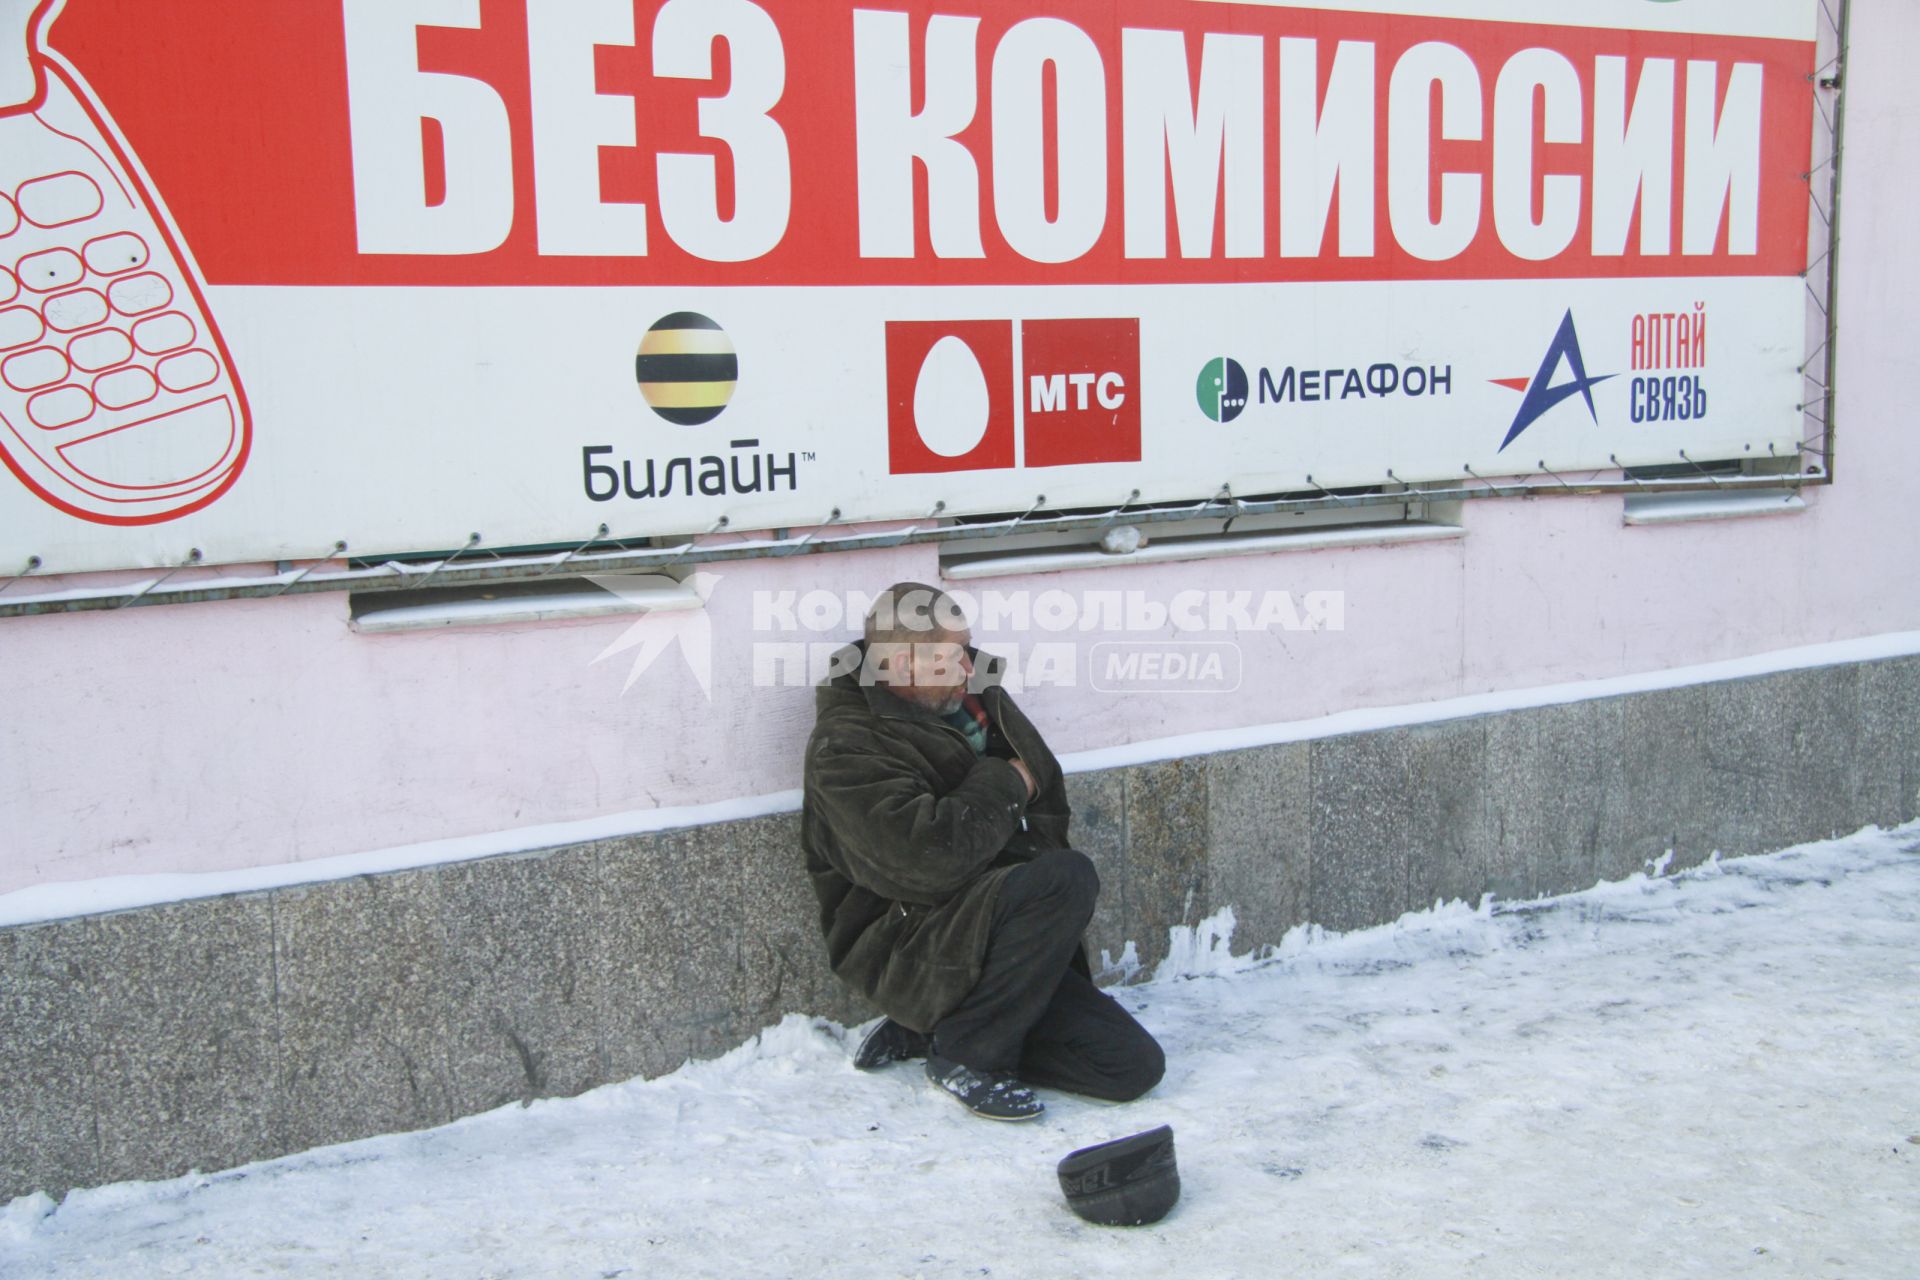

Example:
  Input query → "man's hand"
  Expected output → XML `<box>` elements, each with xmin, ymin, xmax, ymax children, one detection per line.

<box><xmin>1009</xmin><ymin>759</ymin><xmax>1038</xmax><ymax>800</ymax></box>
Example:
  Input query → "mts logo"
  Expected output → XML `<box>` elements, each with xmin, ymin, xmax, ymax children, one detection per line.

<box><xmin>1029</xmin><ymin>372</ymin><xmax>1126</xmax><ymax>413</ymax></box>
<box><xmin>887</xmin><ymin>318</ymin><xmax>1140</xmax><ymax>473</ymax></box>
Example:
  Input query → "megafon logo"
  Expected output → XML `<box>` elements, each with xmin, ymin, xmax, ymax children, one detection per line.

<box><xmin>1195</xmin><ymin>357</ymin><xmax>1249</xmax><ymax>423</ymax></box>
<box><xmin>886</xmin><ymin>319</ymin><xmax>1140</xmax><ymax>473</ymax></box>
<box><xmin>1492</xmin><ymin>310</ymin><xmax>1616</xmax><ymax>452</ymax></box>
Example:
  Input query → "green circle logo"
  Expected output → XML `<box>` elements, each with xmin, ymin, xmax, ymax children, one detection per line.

<box><xmin>1195</xmin><ymin>356</ymin><xmax>1248</xmax><ymax>423</ymax></box>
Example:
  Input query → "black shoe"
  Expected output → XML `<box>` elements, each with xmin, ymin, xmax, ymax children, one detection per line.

<box><xmin>853</xmin><ymin>1018</ymin><xmax>933</xmax><ymax>1071</ymax></box>
<box><xmin>925</xmin><ymin>1054</ymin><xmax>1045</xmax><ymax>1121</ymax></box>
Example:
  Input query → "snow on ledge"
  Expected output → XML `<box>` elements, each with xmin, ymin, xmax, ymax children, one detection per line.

<box><xmin>0</xmin><ymin>791</ymin><xmax>801</xmax><ymax>930</ymax></box>
<box><xmin>4</xmin><ymin>628</ymin><xmax>1918</xmax><ymax>929</ymax></box>
<box><xmin>1056</xmin><ymin>628</ymin><xmax>1920</xmax><ymax>773</ymax></box>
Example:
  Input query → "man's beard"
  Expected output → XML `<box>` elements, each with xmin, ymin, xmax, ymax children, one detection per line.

<box><xmin>929</xmin><ymin>685</ymin><xmax>968</xmax><ymax>715</ymax></box>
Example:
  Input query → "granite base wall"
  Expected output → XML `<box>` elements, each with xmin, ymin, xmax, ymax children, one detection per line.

<box><xmin>5</xmin><ymin>655</ymin><xmax>1917</xmax><ymax>1202</ymax></box>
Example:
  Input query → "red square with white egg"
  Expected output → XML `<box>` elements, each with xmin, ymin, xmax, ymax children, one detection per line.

<box><xmin>884</xmin><ymin>321</ymin><xmax>1016</xmax><ymax>474</ymax></box>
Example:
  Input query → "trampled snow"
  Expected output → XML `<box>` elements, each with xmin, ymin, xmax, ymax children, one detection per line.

<box><xmin>5</xmin><ymin>825</ymin><xmax>1917</xmax><ymax>1279</ymax></box>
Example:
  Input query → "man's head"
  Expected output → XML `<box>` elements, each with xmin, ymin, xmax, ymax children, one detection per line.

<box><xmin>863</xmin><ymin>581</ymin><xmax>974</xmax><ymax>713</ymax></box>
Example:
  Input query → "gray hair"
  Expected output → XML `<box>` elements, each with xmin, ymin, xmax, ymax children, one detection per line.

<box><xmin>863</xmin><ymin>581</ymin><xmax>970</xmax><ymax>647</ymax></box>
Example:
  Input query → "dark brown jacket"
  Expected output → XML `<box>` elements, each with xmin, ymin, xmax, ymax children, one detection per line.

<box><xmin>801</xmin><ymin>641</ymin><xmax>1071</xmax><ymax>1031</ymax></box>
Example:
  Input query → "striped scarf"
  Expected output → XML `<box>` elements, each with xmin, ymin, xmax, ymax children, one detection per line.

<box><xmin>941</xmin><ymin>694</ymin><xmax>989</xmax><ymax>755</ymax></box>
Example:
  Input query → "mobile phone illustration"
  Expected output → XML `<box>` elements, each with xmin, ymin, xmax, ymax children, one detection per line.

<box><xmin>1</xmin><ymin>0</ymin><xmax>250</xmax><ymax>526</ymax></box>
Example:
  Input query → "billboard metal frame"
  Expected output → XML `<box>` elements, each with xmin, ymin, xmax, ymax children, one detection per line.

<box><xmin>0</xmin><ymin>0</ymin><xmax>1850</xmax><ymax>619</ymax></box>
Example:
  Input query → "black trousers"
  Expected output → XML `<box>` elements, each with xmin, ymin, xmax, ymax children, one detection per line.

<box><xmin>931</xmin><ymin>849</ymin><xmax>1165</xmax><ymax>1102</ymax></box>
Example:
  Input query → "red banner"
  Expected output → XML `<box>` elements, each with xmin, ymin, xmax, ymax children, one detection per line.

<box><xmin>50</xmin><ymin>0</ymin><xmax>1815</xmax><ymax>288</ymax></box>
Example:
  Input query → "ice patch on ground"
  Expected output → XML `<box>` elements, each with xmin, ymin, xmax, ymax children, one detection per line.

<box><xmin>1153</xmin><ymin>906</ymin><xmax>1251</xmax><ymax>981</ymax></box>
<box><xmin>0</xmin><ymin>1193</ymin><xmax>54</xmax><ymax>1245</ymax></box>
<box><xmin>1096</xmin><ymin>939</ymin><xmax>1141</xmax><ymax>984</ymax></box>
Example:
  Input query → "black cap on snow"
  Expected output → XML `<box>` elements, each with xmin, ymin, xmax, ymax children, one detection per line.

<box><xmin>1056</xmin><ymin>1124</ymin><xmax>1180</xmax><ymax>1227</ymax></box>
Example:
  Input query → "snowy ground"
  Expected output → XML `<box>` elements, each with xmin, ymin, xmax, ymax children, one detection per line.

<box><xmin>5</xmin><ymin>827</ymin><xmax>1918</xmax><ymax>1280</ymax></box>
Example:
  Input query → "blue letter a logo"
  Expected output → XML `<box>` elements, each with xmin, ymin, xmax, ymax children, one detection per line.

<box><xmin>1498</xmin><ymin>310</ymin><xmax>1615</xmax><ymax>452</ymax></box>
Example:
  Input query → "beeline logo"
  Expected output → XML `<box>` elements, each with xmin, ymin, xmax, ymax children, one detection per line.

<box><xmin>886</xmin><ymin>319</ymin><xmax>1141</xmax><ymax>473</ymax></box>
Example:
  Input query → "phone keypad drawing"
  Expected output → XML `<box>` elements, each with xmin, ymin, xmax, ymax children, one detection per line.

<box><xmin>1</xmin><ymin>0</ymin><xmax>250</xmax><ymax>526</ymax></box>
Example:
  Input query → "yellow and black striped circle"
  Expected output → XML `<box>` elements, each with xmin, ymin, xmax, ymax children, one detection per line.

<box><xmin>636</xmin><ymin>312</ymin><xmax>737</xmax><ymax>425</ymax></box>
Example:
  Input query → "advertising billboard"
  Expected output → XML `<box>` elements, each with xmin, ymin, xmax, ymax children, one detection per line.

<box><xmin>0</xmin><ymin>0</ymin><xmax>1819</xmax><ymax>573</ymax></box>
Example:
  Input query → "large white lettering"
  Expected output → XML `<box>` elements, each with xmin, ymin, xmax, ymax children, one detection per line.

<box><xmin>343</xmin><ymin>0</ymin><xmax>514</xmax><ymax>255</ymax></box>
<box><xmin>992</xmin><ymin>18</ymin><xmax>1109</xmax><ymax>263</ymax></box>
<box><xmin>1683</xmin><ymin>61</ymin><xmax>1764</xmax><ymax>256</ymax></box>
<box><xmin>338</xmin><ymin>8</ymin><xmax>1778</xmax><ymax>271</ymax></box>
<box><xmin>653</xmin><ymin>0</ymin><xmax>791</xmax><ymax>262</ymax></box>
<box><xmin>1278</xmin><ymin>38</ymin><xmax>1374</xmax><ymax>259</ymax></box>
<box><xmin>1121</xmin><ymin>29</ymin><xmax>1264</xmax><ymax>259</ymax></box>
<box><xmin>1493</xmin><ymin>48</ymin><xmax>1582</xmax><ymax>261</ymax></box>
<box><xmin>1387</xmin><ymin>42</ymin><xmax>1482</xmax><ymax>262</ymax></box>
<box><xmin>526</xmin><ymin>0</ymin><xmax>646</xmax><ymax>256</ymax></box>
<box><xmin>853</xmin><ymin>11</ymin><xmax>986</xmax><ymax>259</ymax></box>
<box><xmin>1592</xmin><ymin>56</ymin><xmax>1676</xmax><ymax>256</ymax></box>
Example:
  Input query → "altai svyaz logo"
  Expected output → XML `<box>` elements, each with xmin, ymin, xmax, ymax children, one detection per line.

<box><xmin>1195</xmin><ymin>357</ymin><xmax>1248</xmax><ymax>423</ymax></box>
<box><xmin>1491</xmin><ymin>310</ymin><xmax>1615</xmax><ymax>452</ymax></box>
<box><xmin>636</xmin><ymin>312</ymin><xmax>737</xmax><ymax>425</ymax></box>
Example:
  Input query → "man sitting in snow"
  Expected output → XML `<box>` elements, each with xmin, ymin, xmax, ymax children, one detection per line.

<box><xmin>801</xmin><ymin>581</ymin><xmax>1164</xmax><ymax>1120</ymax></box>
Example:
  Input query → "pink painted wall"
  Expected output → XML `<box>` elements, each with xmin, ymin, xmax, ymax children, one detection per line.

<box><xmin>3</xmin><ymin>1</ymin><xmax>1915</xmax><ymax>895</ymax></box>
